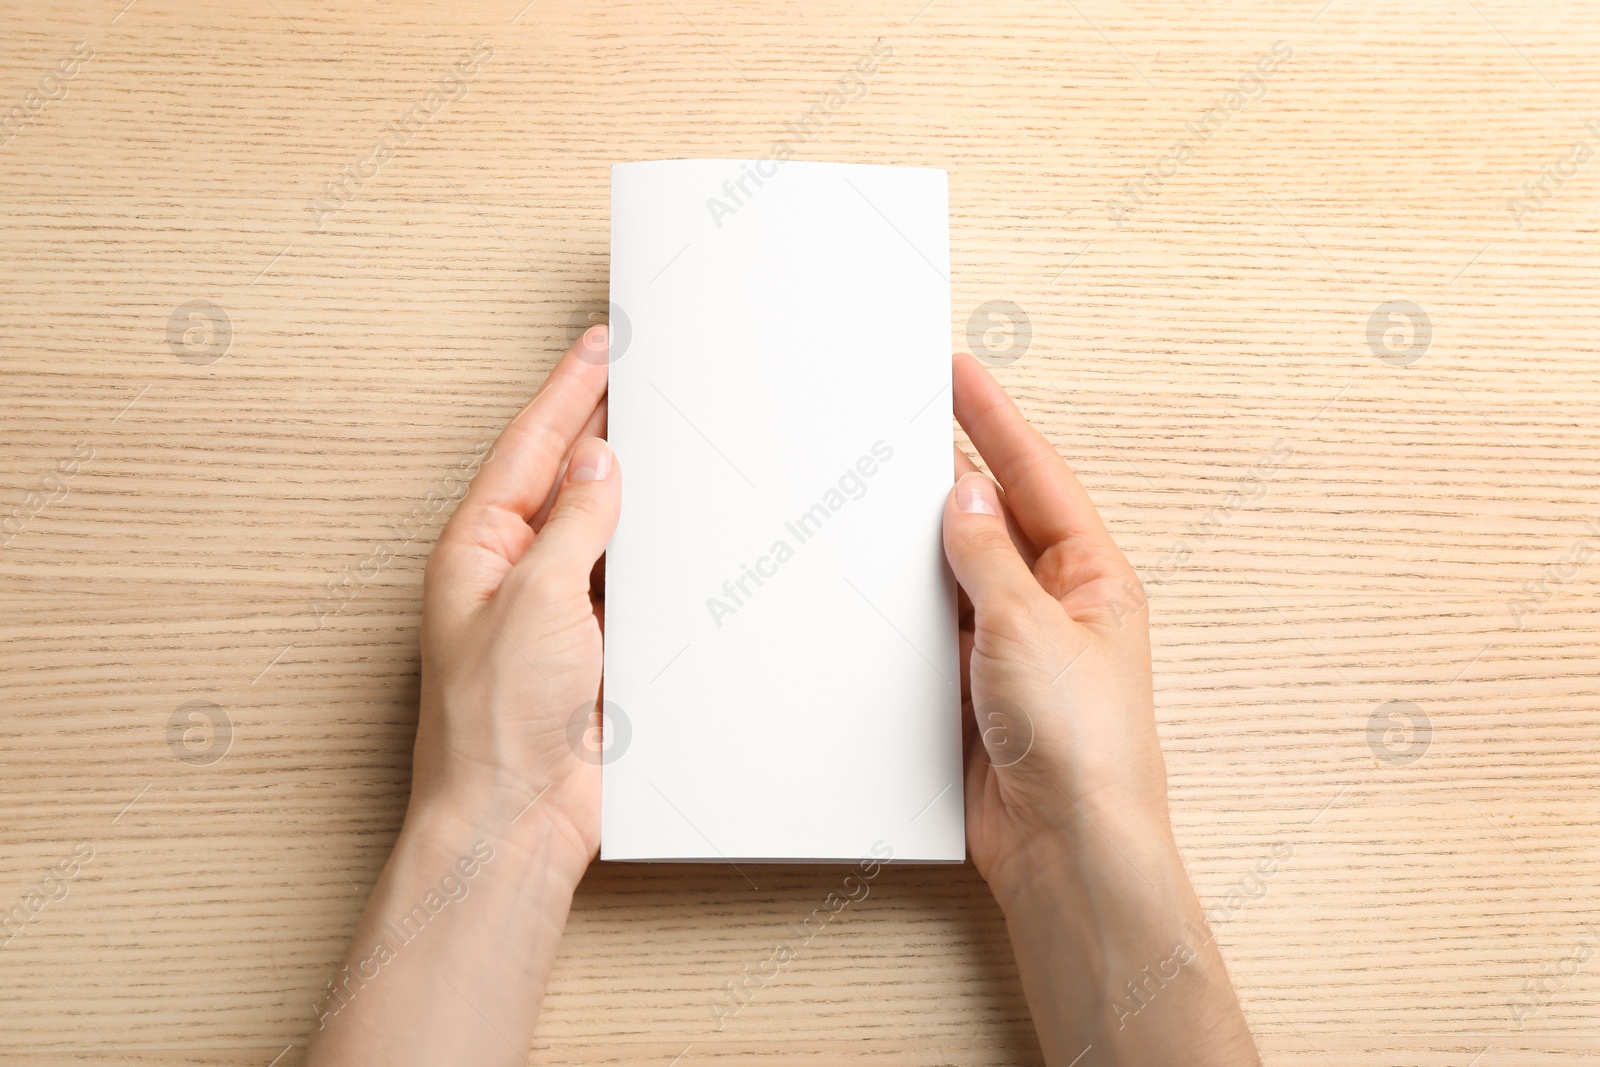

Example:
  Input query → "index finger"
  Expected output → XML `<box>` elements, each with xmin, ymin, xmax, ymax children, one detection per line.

<box><xmin>952</xmin><ymin>351</ymin><xmax>1115</xmax><ymax>555</ymax></box>
<box><xmin>459</xmin><ymin>326</ymin><xmax>611</xmax><ymax>524</ymax></box>
<box><xmin>955</xmin><ymin>443</ymin><xmax>1040</xmax><ymax>568</ymax></box>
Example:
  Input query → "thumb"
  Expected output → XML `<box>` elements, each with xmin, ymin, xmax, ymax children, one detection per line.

<box><xmin>943</xmin><ymin>472</ymin><xmax>1046</xmax><ymax>621</ymax></box>
<box><xmin>513</xmin><ymin>436</ymin><xmax>620</xmax><ymax>594</ymax></box>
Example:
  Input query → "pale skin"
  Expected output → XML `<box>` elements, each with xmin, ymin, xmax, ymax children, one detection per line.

<box><xmin>304</xmin><ymin>328</ymin><xmax>1260</xmax><ymax>1067</ymax></box>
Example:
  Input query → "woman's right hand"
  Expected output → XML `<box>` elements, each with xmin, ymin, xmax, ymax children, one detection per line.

<box><xmin>942</xmin><ymin>352</ymin><xmax>1259</xmax><ymax>1067</ymax></box>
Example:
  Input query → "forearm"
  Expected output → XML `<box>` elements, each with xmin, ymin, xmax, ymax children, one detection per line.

<box><xmin>994</xmin><ymin>818</ymin><xmax>1260</xmax><ymax>1067</ymax></box>
<box><xmin>304</xmin><ymin>796</ymin><xmax>589</xmax><ymax>1067</ymax></box>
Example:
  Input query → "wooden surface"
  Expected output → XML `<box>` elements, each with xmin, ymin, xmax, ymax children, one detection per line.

<box><xmin>2</xmin><ymin>1</ymin><xmax>1598</xmax><ymax>1063</ymax></box>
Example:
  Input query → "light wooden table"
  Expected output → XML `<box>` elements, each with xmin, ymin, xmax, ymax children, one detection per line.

<box><xmin>3</xmin><ymin>1</ymin><xmax>1598</xmax><ymax>1064</ymax></box>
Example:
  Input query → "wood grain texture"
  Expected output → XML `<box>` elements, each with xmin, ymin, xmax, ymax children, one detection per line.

<box><xmin>2</xmin><ymin>0</ymin><xmax>1598</xmax><ymax>1063</ymax></box>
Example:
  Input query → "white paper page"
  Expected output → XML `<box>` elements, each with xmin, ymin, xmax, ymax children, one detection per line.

<box><xmin>602</xmin><ymin>159</ymin><xmax>962</xmax><ymax>863</ymax></box>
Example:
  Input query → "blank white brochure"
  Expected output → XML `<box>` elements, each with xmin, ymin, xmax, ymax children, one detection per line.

<box><xmin>602</xmin><ymin>158</ymin><xmax>962</xmax><ymax>863</ymax></box>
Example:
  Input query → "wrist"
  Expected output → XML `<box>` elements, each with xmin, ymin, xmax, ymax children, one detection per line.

<box><xmin>400</xmin><ymin>785</ymin><xmax>593</xmax><ymax>896</ymax></box>
<box><xmin>996</xmin><ymin>824</ymin><xmax>1258</xmax><ymax>1067</ymax></box>
<box><xmin>997</xmin><ymin>830</ymin><xmax>1197</xmax><ymax>940</ymax></box>
<box><xmin>309</xmin><ymin>771</ymin><xmax>592</xmax><ymax>1063</ymax></box>
<box><xmin>987</xmin><ymin>808</ymin><xmax>1222</xmax><ymax>1002</ymax></box>
<box><xmin>987</xmin><ymin>799</ymin><xmax>1183</xmax><ymax>917</ymax></box>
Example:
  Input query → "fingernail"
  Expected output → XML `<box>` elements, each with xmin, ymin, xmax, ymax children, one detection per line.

<box><xmin>567</xmin><ymin>437</ymin><xmax>612</xmax><ymax>482</ymax></box>
<box><xmin>582</xmin><ymin>324</ymin><xmax>609</xmax><ymax>353</ymax></box>
<box><xmin>956</xmin><ymin>473</ymin><xmax>998</xmax><ymax>515</ymax></box>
